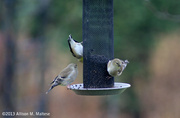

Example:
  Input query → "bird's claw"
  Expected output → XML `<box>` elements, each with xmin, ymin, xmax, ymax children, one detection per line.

<box><xmin>67</xmin><ymin>85</ymin><xmax>71</xmax><ymax>90</ymax></box>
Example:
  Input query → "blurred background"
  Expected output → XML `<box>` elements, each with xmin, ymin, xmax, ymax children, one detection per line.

<box><xmin>0</xmin><ymin>0</ymin><xmax>180</xmax><ymax>118</ymax></box>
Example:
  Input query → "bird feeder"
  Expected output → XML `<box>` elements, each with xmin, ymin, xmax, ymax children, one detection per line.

<box><xmin>69</xmin><ymin>0</ymin><xmax>130</xmax><ymax>95</ymax></box>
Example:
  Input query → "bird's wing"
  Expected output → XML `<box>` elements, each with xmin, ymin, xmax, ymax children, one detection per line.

<box><xmin>50</xmin><ymin>75</ymin><xmax>58</xmax><ymax>84</ymax></box>
<box><xmin>117</xmin><ymin>67</ymin><xmax>123</xmax><ymax>76</ymax></box>
<box><xmin>55</xmin><ymin>78</ymin><xmax>63</xmax><ymax>84</ymax></box>
<box><xmin>60</xmin><ymin>67</ymin><xmax>73</xmax><ymax>80</ymax></box>
<box><xmin>107</xmin><ymin>60</ymin><xmax>111</xmax><ymax>68</ymax></box>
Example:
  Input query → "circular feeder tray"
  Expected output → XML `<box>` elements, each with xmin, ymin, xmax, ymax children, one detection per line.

<box><xmin>68</xmin><ymin>82</ymin><xmax>131</xmax><ymax>96</ymax></box>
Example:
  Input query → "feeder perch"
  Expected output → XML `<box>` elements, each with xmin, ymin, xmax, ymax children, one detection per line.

<box><xmin>69</xmin><ymin>0</ymin><xmax>131</xmax><ymax>95</ymax></box>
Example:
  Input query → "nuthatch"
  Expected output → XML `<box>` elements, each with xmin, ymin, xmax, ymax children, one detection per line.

<box><xmin>68</xmin><ymin>34</ymin><xmax>83</xmax><ymax>62</ymax></box>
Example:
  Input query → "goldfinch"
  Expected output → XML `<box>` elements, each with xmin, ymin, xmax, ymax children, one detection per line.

<box><xmin>46</xmin><ymin>63</ymin><xmax>78</xmax><ymax>94</ymax></box>
<box><xmin>107</xmin><ymin>58</ymin><xmax>129</xmax><ymax>77</ymax></box>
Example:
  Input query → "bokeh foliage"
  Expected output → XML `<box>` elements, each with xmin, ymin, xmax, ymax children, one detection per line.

<box><xmin>1</xmin><ymin>0</ymin><xmax>180</xmax><ymax>118</ymax></box>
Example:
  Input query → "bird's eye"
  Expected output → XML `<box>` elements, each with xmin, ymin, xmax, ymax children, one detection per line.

<box><xmin>116</xmin><ymin>63</ymin><xmax>120</xmax><ymax>67</ymax></box>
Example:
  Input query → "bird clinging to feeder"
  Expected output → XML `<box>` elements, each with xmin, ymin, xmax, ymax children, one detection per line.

<box><xmin>46</xmin><ymin>63</ymin><xmax>78</xmax><ymax>94</ymax></box>
<box><xmin>107</xmin><ymin>58</ymin><xmax>129</xmax><ymax>77</ymax></box>
<box><xmin>68</xmin><ymin>34</ymin><xmax>83</xmax><ymax>62</ymax></box>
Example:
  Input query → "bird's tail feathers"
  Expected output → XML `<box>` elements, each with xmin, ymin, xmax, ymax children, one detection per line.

<box><xmin>68</xmin><ymin>34</ymin><xmax>73</xmax><ymax>41</ymax></box>
<box><xmin>69</xmin><ymin>34</ymin><xmax>72</xmax><ymax>39</ymax></box>
<box><xmin>46</xmin><ymin>84</ymin><xmax>58</xmax><ymax>94</ymax></box>
<box><xmin>49</xmin><ymin>75</ymin><xmax>58</xmax><ymax>85</ymax></box>
<box><xmin>46</xmin><ymin>87</ymin><xmax>53</xmax><ymax>94</ymax></box>
<box><xmin>50</xmin><ymin>81</ymin><xmax>54</xmax><ymax>85</ymax></box>
<box><xmin>124</xmin><ymin>60</ymin><xmax>129</xmax><ymax>63</ymax></box>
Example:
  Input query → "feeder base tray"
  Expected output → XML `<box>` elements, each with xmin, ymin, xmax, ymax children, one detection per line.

<box><xmin>68</xmin><ymin>82</ymin><xmax>131</xmax><ymax>96</ymax></box>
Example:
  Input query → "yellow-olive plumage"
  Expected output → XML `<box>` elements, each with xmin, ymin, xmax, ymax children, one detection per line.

<box><xmin>107</xmin><ymin>58</ymin><xmax>129</xmax><ymax>77</ymax></box>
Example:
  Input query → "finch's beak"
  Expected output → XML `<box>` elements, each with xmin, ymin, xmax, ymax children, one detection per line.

<box><xmin>117</xmin><ymin>63</ymin><xmax>121</xmax><ymax>67</ymax></box>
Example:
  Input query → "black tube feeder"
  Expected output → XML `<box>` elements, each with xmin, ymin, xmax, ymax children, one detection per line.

<box><xmin>83</xmin><ymin>0</ymin><xmax>114</xmax><ymax>88</ymax></box>
<box><xmin>69</xmin><ymin>0</ymin><xmax>131</xmax><ymax>95</ymax></box>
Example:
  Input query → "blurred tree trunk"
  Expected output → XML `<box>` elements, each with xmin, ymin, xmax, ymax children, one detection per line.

<box><xmin>1</xmin><ymin>0</ymin><xmax>17</xmax><ymax>112</ymax></box>
<box><xmin>31</xmin><ymin>0</ymin><xmax>51</xmax><ymax>113</ymax></box>
<box><xmin>106</xmin><ymin>97</ymin><xmax>119</xmax><ymax>118</ymax></box>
